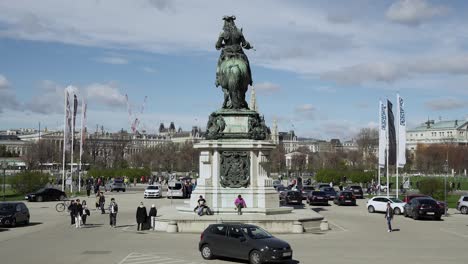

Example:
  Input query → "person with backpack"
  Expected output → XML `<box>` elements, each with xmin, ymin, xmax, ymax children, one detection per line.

<box><xmin>109</xmin><ymin>198</ymin><xmax>118</xmax><ymax>227</ymax></box>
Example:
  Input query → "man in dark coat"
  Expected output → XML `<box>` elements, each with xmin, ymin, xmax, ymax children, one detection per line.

<box><xmin>136</xmin><ymin>202</ymin><xmax>147</xmax><ymax>231</ymax></box>
<box><xmin>99</xmin><ymin>192</ymin><xmax>106</xmax><ymax>214</ymax></box>
<box><xmin>68</xmin><ymin>200</ymin><xmax>76</xmax><ymax>225</ymax></box>
<box><xmin>385</xmin><ymin>202</ymin><xmax>394</xmax><ymax>232</ymax></box>
<box><xmin>149</xmin><ymin>204</ymin><xmax>157</xmax><ymax>230</ymax></box>
<box><xmin>74</xmin><ymin>199</ymin><xmax>83</xmax><ymax>228</ymax></box>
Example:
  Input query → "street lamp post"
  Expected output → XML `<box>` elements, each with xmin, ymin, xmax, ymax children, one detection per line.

<box><xmin>2</xmin><ymin>161</ymin><xmax>7</xmax><ymax>201</ymax></box>
<box><xmin>444</xmin><ymin>158</ymin><xmax>448</xmax><ymax>217</ymax></box>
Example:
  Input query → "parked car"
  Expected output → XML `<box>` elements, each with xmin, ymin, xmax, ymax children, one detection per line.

<box><xmin>144</xmin><ymin>184</ymin><xmax>162</xmax><ymax>198</ymax></box>
<box><xmin>366</xmin><ymin>196</ymin><xmax>405</xmax><ymax>215</ymax></box>
<box><xmin>317</xmin><ymin>183</ymin><xmax>331</xmax><ymax>189</ymax></box>
<box><xmin>280</xmin><ymin>190</ymin><xmax>303</xmax><ymax>205</ymax></box>
<box><xmin>167</xmin><ymin>181</ymin><xmax>185</xmax><ymax>199</ymax></box>
<box><xmin>25</xmin><ymin>188</ymin><xmax>66</xmax><ymax>202</ymax></box>
<box><xmin>320</xmin><ymin>187</ymin><xmax>337</xmax><ymax>200</ymax></box>
<box><xmin>199</xmin><ymin>223</ymin><xmax>293</xmax><ymax>264</ymax></box>
<box><xmin>301</xmin><ymin>186</ymin><xmax>315</xmax><ymax>200</ymax></box>
<box><xmin>0</xmin><ymin>202</ymin><xmax>30</xmax><ymax>227</ymax></box>
<box><xmin>404</xmin><ymin>197</ymin><xmax>444</xmax><ymax>220</ymax></box>
<box><xmin>333</xmin><ymin>191</ymin><xmax>356</xmax><ymax>206</ymax></box>
<box><xmin>105</xmin><ymin>178</ymin><xmax>126</xmax><ymax>192</ymax></box>
<box><xmin>272</xmin><ymin>180</ymin><xmax>283</xmax><ymax>190</ymax></box>
<box><xmin>456</xmin><ymin>195</ymin><xmax>468</xmax><ymax>214</ymax></box>
<box><xmin>345</xmin><ymin>185</ymin><xmax>364</xmax><ymax>199</ymax></box>
<box><xmin>403</xmin><ymin>194</ymin><xmax>447</xmax><ymax>213</ymax></box>
<box><xmin>307</xmin><ymin>191</ymin><xmax>329</xmax><ymax>206</ymax></box>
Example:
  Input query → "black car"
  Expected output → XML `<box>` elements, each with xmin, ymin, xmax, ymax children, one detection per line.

<box><xmin>199</xmin><ymin>223</ymin><xmax>293</xmax><ymax>264</ymax></box>
<box><xmin>307</xmin><ymin>191</ymin><xmax>329</xmax><ymax>206</ymax></box>
<box><xmin>345</xmin><ymin>185</ymin><xmax>364</xmax><ymax>199</ymax></box>
<box><xmin>0</xmin><ymin>202</ymin><xmax>30</xmax><ymax>227</ymax></box>
<box><xmin>280</xmin><ymin>190</ymin><xmax>303</xmax><ymax>205</ymax></box>
<box><xmin>301</xmin><ymin>186</ymin><xmax>315</xmax><ymax>200</ymax></box>
<box><xmin>333</xmin><ymin>191</ymin><xmax>356</xmax><ymax>206</ymax></box>
<box><xmin>404</xmin><ymin>197</ymin><xmax>444</xmax><ymax>220</ymax></box>
<box><xmin>320</xmin><ymin>187</ymin><xmax>337</xmax><ymax>200</ymax></box>
<box><xmin>25</xmin><ymin>188</ymin><xmax>67</xmax><ymax>202</ymax></box>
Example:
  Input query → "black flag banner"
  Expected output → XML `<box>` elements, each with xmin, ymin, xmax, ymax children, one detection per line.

<box><xmin>387</xmin><ymin>100</ymin><xmax>397</xmax><ymax>166</ymax></box>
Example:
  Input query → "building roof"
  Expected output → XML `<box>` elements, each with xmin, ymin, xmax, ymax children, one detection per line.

<box><xmin>409</xmin><ymin>119</ymin><xmax>468</xmax><ymax>132</ymax></box>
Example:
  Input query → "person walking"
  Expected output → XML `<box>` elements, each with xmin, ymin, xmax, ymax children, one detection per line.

<box><xmin>385</xmin><ymin>202</ymin><xmax>394</xmax><ymax>232</ymax></box>
<box><xmin>75</xmin><ymin>199</ymin><xmax>83</xmax><ymax>228</ymax></box>
<box><xmin>99</xmin><ymin>192</ymin><xmax>106</xmax><ymax>214</ymax></box>
<box><xmin>68</xmin><ymin>200</ymin><xmax>76</xmax><ymax>225</ymax></box>
<box><xmin>86</xmin><ymin>181</ymin><xmax>92</xmax><ymax>197</ymax></box>
<box><xmin>149</xmin><ymin>204</ymin><xmax>157</xmax><ymax>230</ymax></box>
<box><xmin>82</xmin><ymin>200</ymin><xmax>90</xmax><ymax>226</ymax></box>
<box><xmin>234</xmin><ymin>195</ymin><xmax>247</xmax><ymax>215</ymax></box>
<box><xmin>95</xmin><ymin>193</ymin><xmax>100</xmax><ymax>211</ymax></box>
<box><xmin>109</xmin><ymin>198</ymin><xmax>118</xmax><ymax>228</ymax></box>
<box><xmin>136</xmin><ymin>202</ymin><xmax>147</xmax><ymax>231</ymax></box>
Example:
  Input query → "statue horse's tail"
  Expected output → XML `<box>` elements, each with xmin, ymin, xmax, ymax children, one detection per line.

<box><xmin>219</xmin><ymin>58</ymin><xmax>250</xmax><ymax>109</ymax></box>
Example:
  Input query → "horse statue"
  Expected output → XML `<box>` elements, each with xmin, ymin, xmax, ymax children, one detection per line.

<box><xmin>215</xmin><ymin>16</ymin><xmax>254</xmax><ymax>110</ymax></box>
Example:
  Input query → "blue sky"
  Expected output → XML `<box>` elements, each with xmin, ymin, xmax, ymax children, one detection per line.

<box><xmin>0</xmin><ymin>0</ymin><xmax>467</xmax><ymax>140</ymax></box>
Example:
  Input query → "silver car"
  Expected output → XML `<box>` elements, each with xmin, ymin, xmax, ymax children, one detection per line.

<box><xmin>457</xmin><ymin>195</ymin><xmax>468</xmax><ymax>214</ymax></box>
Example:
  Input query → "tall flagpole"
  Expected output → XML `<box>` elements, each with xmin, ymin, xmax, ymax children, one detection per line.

<box><xmin>70</xmin><ymin>95</ymin><xmax>75</xmax><ymax>193</ymax></box>
<box><xmin>78</xmin><ymin>99</ymin><xmax>86</xmax><ymax>193</ymax></box>
<box><xmin>386</xmin><ymin>100</ymin><xmax>390</xmax><ymax>198</ymax></box>
<box><xmin>378</xmin><ymin>101</ymin><xmax>381</xmax><ymax>195</ymax></box>
<box><xmin>61</xmin><ymin>90</ymin><xmax>67</xmax><ymax>192</ymax></box>
<box><xmin>396</xmin><ymin>94</ymin><xmax>399</xmax><ymax>198</ymax></box>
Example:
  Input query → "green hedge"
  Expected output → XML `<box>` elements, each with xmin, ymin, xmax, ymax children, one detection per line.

<box><xmin>9</xmin><ymin>171</ymin><xmax>50</xmax><ymax>194</ymax></box>
<box><xmin>315</xmin><ymin>169</ymin><xmax>375</xmax><ymax>185</ymax></box>
<box><xmin>87</xmin><ymin>168</ymin><xmax>151</xmax><ymax>182</ymax></box>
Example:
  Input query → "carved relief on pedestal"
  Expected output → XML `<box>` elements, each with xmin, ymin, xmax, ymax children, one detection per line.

<box><xmin>219</xmin><ymin>151</ymin><xmax>250</xmax><ymax>188</ymax></box>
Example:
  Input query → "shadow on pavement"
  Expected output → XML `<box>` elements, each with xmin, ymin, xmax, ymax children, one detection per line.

<box><xmin>0</xmin><ymin>228</ymin><xmax>9</xmax><ymax>232</ymax></box>
<box><xmin>311</xmin><ymin>207</ymin><xmax>328</xmax><ymax>213</ymax></box>
<box><xmin>215</xmin><ymin>256</ymin><xmax>299</xmax><ymax>264</ymax></box>
<box><xmin>116</xmin><ymin>224</ymin><xmax>135</xmax><ymax>228</ymax></box>
<box><xmin>392</xmin><ymin>229</ymin><xmax>400</xmax><ymax>232</ymax></box>
<box><xmin>82</xmin><ymin>224</ymin><xmax>103</xmax><ymax>228</ymax></box>
<box><xmin>13</xmin><ymin>222</ymin><xmax>42</xmax><ymax>228</ymax></box>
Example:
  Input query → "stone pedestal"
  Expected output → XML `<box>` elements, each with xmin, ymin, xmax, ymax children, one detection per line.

<box><xmin>178</xmin><ymin>139</ymin><xmax>292</xmax><ymax>215</ymax></box>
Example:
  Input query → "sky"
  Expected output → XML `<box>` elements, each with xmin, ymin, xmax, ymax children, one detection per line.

<box><xmin>0</xmin><ymin>0</ymin><xmax>467</xmax><ymax>140</ymax></box>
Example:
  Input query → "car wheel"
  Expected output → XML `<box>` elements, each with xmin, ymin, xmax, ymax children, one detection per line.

<box><xmin>249</xmin><ymin>250</ymin><xmax>262</xmax><ymax>264</ymax></box>
<box><xmin>123</xmin><ymin>189</ymin><xmax>126</xmax><ymax>192</ymax></box>
<box><xmin>434</xmin><ymin>215</ymin><xmax>442</xmax><ymax>221</ymax></box>
<box><xmin>413</xmin><ymin>212</ymin><xmax>419</xmax><ymax>220</ymax></box>
<box><xmin>461</xmin><ymin>206</ymin><xmax>468</xmax><ymax>214</ymax></box>
<box><xmin>404</xmin><ymin>210</ymin><xmax>408</xmax><ymax>217</ymax></box>
<box><xmin>36</xmin><ymin>196</ymin><xmax>43</xmax><ymax>202</ymax></box>
<box><xmin>25</xmin><ymin>216</ymin><xmax>30</xmax><ymax>225</ymax></box>
<box><xmin>59</xmin><ymin>195</ymin><xmax>65</xmax><ymax>201</ymax></box>
<box><xmin>394</xmin><ymin>207</ymin><xmax>401</xmax><ymax>215</ymax></box>
<box><xmin>11</xmin><ymin>218</ymin><xmax>16</xmax><ymax>227</ymax></box>
<box><xmin>201</xmin><ymin>244</ymin><xmax>214</xmax><ymax>260</ymax></box>
<box><xmin>367</xmin><ymin>206</ymin><xmax>375</xmax><ymax>213</ymax></box>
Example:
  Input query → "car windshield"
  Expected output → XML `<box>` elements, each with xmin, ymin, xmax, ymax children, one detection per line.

<box><xmin>323</xmin><ymin>187</ymin><xmax>334</xmax><ymax>192</ymax></box>
<box><xmin>419</xmin><ymin>199</ymin><xmax>437</xmax><ymax>205</ymax></box>
<box><xmin>168</xmin><ymin>183</ymin><xmax>182</xmax><ymax>190</ymax></box>
<box><xmin>0</xmin><ymin>204</ymin><xmax>15</xmax><ymax>212</ymax></box>
<box><xmin>389</xmin><ymin>198</ymin><xmax>403</xmax><ymax>203</ymax></box>
<box><xmin>303</xmin><ymin>186</ymin><xmax>314</xmax><ymax>191</ymax></box>
<box><xmin>242</xmin><ymin>226</ymin><xmax>272</xmax><ymax>239</ymax></box>
<box><xmin>147</xmin><ymin>186</ymin><xmax>159</xmax><ymax>190</ymax></box>
<box><xmin>312</xmin><ymin>191</ymin><xmax>326</xmax><ymax>195</ymax></box>
<box><xmin>35</xmin><ymin>188</ymin><xmax>46</xmax><ymax>193</ymax></box>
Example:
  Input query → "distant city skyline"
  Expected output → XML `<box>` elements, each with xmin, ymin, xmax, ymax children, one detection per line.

<box><xmin>1</xmin><ymin>0</ymin><xmax>467</xmax><ymax>140</ymax></box>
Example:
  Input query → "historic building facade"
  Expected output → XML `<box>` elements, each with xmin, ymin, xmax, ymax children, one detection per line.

<box><xmin>407</xmin><ymin>119</ymin><xmax>468</xmax><ymax>151</ymax></box>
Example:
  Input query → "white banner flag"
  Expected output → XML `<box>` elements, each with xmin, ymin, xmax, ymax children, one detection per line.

<box><xmin>378</xmin><ymin>100</ymin><xmax>387</xmax><ymax>168</ymax></box>
<box><xmin>397</xmin><ymin>94</ymin><xmax>406</xmax><ymax>167</ymax></box>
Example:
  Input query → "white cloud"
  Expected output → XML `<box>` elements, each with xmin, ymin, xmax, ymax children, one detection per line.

<box><xmin>254</xmin><ymin>82</ymin><xmax>280</xmax><ymax>94</ymax></box>
<box><xmin>95</xmin><ymin>56</ymin><xmax>128</xmax><ymax>65</ymax></box>
<box><xmin>142</xmin><ymin>67</ymin><xmax>157</xmax><ymax>73</ymax></box>
<box><xmin>386</xmin><ymin>0</ymin><xmax>448</xmax><ymax>26</ymax></box>
<box><xmin>313</xmin><ymin>86</ymin><xmax>336</xmax><ymax>93</ymax></box>
<box><xmin>85</xmin><ymin>83</ymin><xmax>126</xmax><ymax>107</ymax></box>
<box><xmin>295</xmin><ymin>104</ymin><xmax>316</xmax><ymax>120</ymax></box>
<box><xmin>0</xmin><ymin>74</ymin><xmax>21</xmax><ymax>113</ymax></box>
<box><xmin>425</xmin><ymin>97</ymin><xmax>467</xmax><ymax>111</ymax></box>
<box><xmin>0</xmin><ymin>74</ymin><xmax>10</xmax><ymax>89</ymax></box>
<box><xmin>322</xmin><ymin>56</ymin><xmax>468</xmax><ymax>84</ymax></box>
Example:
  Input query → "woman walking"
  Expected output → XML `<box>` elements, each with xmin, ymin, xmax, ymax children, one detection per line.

<box><xmin>81</xmin><ymin>200</ymin><xmax>90</xmax><ymax>226</ymax></box>
<box><xmin>74</xmin><ymin>199</ymin><xmax>83</xmax><ymax>228</ymax></box>
<box><xmin>149</xmin><ymin>204</ymin><xmax>157</xmax><ymax>231</ymax></box>
<box><xmin>99</xmin><ymin>192</ymin><xmax>106</xmax><ymax>214</ymax></box>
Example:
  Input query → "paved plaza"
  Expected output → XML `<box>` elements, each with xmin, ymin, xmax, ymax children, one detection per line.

<box><xmin>1</xmin><ymin>189</ymin><xmax>468</xmax><ymax>264</ymax></box>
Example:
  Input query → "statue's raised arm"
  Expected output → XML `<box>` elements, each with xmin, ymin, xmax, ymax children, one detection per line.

<box><xmin>215</xmin><ymin>16</ymin><xmax>253</xmax><ymax>110</ymax></box>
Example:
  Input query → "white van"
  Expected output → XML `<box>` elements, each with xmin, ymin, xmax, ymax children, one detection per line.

<box><xmin>167</xmin><ymin>181</ymin><xmax>184</xmax><ymax>199</ymax></box>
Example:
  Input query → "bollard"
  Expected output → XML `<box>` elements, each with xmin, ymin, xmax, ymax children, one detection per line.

<box><xmin>292</xmin><ymin>221</ymin><xmax>303</xmax><ymax>233</ymax></box>
<box><xmin>166</xmin><ymin>220</ymin><xmax>178</xmax><ymax>233</ymax></box>
<box><xmin>320</xmin><ymin>220</ymin><xmax>330</xmax><ymax>231</ymax></box>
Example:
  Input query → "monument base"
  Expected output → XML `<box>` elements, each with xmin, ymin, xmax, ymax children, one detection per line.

<box><xmin>154</xmin><ymin>205</ymin><xmax>325</xmax><ymax>234</ymax></box>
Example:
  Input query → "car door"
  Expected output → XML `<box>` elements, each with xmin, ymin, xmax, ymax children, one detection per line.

<box><xmin>225</xmin><ymin>226</ymin><xmax>250</xmax><ymax>260</ymax></box>
<box><xmin>15</xmin><ymin>204</ymin><xmax>25</xmax><ymax>222</ymax></box>
<box><xmin>379</xmin><ymin>197</ymin><xmax>390</xmax><ymax>212</ymax></box>
<box><xmin>208</xmin><ymin>225</ymin><xmax>228</xmax><ymax>256</ymax></box>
